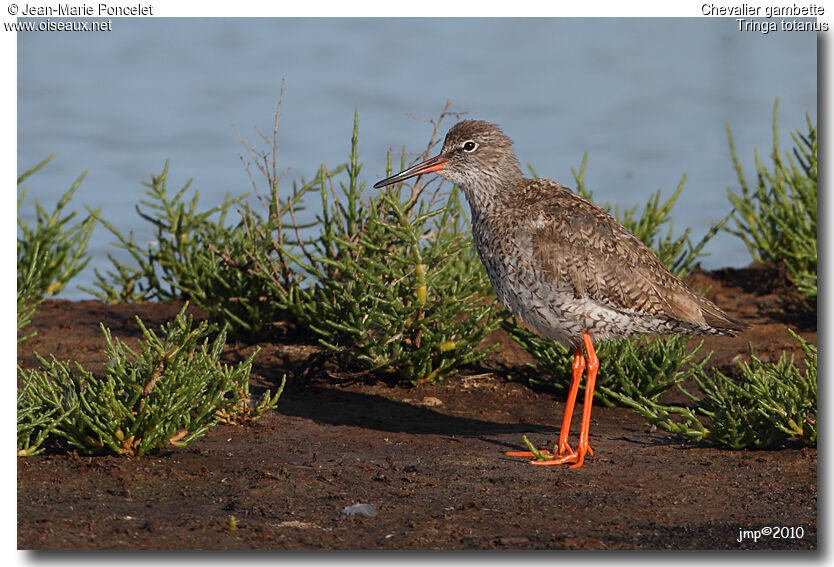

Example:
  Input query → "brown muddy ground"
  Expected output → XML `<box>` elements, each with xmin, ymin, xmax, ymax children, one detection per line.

<box><xmin>17</xmin><ymin>265</ymin><xmax>817</xmax><ymax>550</ymax></box>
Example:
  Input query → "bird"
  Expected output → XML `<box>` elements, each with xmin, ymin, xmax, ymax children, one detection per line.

<box><xmin>373</xmin><ymin>120</ymin><xmax>748</xmax><ymax>469</ymax></box>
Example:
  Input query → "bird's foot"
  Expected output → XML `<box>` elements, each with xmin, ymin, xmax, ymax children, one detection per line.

<box><xmin>505</xmin><ymin>435</ymin><xmax>592</xmax><ymax>468</ymax></box>
<box><xmin>505</xmin><ymin>449</ymin><xmax>589</xmax><ymax>468</ymax></box>
<box><xmin>532</xmin><ymin>450</ymin><xmax>587</xmax><ymax>469</ymax></box>
<box><xmin>556</xmin><ymin>440</ymin><xmax>594</xmax><ymax>458</ymax></box>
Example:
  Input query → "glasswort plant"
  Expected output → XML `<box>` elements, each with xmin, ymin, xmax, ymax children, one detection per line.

<box><xmin>726</xmin><ymin>101</ymin><xmax>817</xmax><ymax>300</ymax></box>
<box><xmin>17</xmin><ymin>305</ymin><xmax>281</xmax><ymax>457</ymax></box>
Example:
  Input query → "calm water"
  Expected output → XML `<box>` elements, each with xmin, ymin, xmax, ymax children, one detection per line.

<box><xmin>18</xmin><ymin>18</ymin><xmax>817</xmax><ymax>299</ymax></box>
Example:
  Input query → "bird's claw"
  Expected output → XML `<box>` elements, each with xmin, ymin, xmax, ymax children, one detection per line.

<box><xmin>557</xmin><ymin>441</ymin><xmax>593</xmax><ymax>457</ymax></box>
<box><xmin>506</xmin><ymin>442</ymin><xmax>593</xmax><ymax>468</ymax></box>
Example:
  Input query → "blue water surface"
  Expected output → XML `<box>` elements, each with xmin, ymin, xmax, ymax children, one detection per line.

<box><xmin>18</xmin><ymin>18</ymin><xmax>817</xmax><ymax>299</ymax></box>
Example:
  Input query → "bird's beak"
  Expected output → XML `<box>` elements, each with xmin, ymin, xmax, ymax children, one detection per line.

<box><xmin>373</xmin><ymin>154</ymin><xmax>448</xmax><ymax>189</ymax></box>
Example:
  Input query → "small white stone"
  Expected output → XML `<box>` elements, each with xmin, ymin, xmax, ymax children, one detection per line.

<box><xmin>341</xmin><ymin>503</ymin><xmax>377</xmax><ymax>517</ymax></box>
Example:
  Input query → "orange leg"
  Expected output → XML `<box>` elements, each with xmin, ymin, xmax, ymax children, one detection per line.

<box><xmin>506</xmin><ymin>332</ymin><xmax>598</xmax><ymax>468</ymax></box>
<box><xmin>558</xmin><ymin>347</ymin><xmax>586</xmax><ymax>455</ymax></box>
<box><xmin>566</xmin><ymin>332</ymin><xmax>599</xmax><ymax>467</ymax></box>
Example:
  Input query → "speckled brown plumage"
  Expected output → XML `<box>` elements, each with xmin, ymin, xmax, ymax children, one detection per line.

<box><xmin>377</xmin><ymin>119</ymin><xmax>745</xmax><ymax>345</ymax></box>
<box><xmin>473</xmin><ymin>175</ymin><xmax>748</xmax><ymax>346</ymax></box>
<box><xmin>374</xmin><ymin>119</ymin><xmax>748</xmax><ymax>468</ymax></box>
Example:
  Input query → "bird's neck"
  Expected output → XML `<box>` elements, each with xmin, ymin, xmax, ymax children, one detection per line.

<box><xmin>458</xmin><ymin>173</ymin><xmax>527</xmax><ymax>220</ymax></box>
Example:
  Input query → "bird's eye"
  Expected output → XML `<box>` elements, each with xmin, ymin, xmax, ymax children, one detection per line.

<box><xmin>462</xmin><ymin>140</ymin><xmax>478</xmax><ymax>152</ymax></box>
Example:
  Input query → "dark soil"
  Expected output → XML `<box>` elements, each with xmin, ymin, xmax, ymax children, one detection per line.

<box><xmin>17</xmin><ymin>265</ymin><xmax>817</xmax><ymax>550</ymax></box>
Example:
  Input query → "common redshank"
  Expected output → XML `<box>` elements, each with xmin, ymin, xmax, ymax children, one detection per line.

<box><xmin>374</xmin><ymin>120</ymin><xmax>748</xmax><ymax>469</ymax></box>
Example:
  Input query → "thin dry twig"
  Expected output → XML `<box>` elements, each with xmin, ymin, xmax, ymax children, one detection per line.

<box><xmin>401</xmin><ymin>101</ymin><xmax>462</xmax><ymax>217</ymax></box>
<box><xmin>226</xmin><ymin>81</ymin><xmax>301</xmax><ymax>288</ymax></box>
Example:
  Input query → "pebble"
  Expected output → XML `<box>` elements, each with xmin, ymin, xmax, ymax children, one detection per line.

<box><xmin>341</xmin><ymin>503</ymin><xmax>377</xmax><ymax>517</ymax></box>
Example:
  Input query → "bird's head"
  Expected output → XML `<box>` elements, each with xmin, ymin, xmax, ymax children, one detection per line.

<box><xmin>374</xmin><ymin>120</ymin><xmax>523</xmax><ymax>207</ymax></box>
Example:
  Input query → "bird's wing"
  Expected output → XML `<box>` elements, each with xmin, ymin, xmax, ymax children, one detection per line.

<box><xmin>525</xmin><ymin>187</ymin><xmax>711</xmax><ymax>326</ymax></box>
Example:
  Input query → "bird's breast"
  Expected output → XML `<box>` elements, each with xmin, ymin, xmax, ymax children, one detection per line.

<box><xmin>473</xmin><ymin>217</ymin><xmax>569</xmax><ymax>311</ymax></box>
<box><xmin>471</xmin><ymin>214</ymin><xmax>616</xmax><ymax>345</ymax></box>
